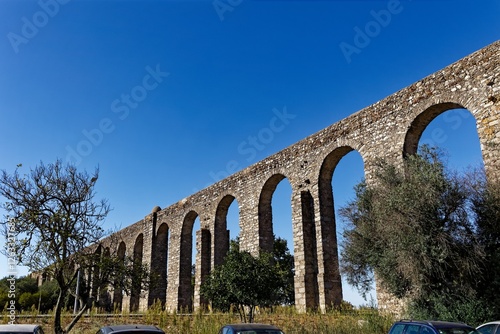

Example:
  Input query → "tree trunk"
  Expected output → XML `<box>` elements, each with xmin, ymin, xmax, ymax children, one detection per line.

<box><xmin>53</xmin><ymin>288</ymin><xmax>67</xmax><ymax>334</ymax></box>
<box><xmin>248</xmin><ymin>306</ymin><xmax>255</xmax><ymax>323</ymax></box>
<box><xmin>64</xmin><ymin>297</ymin><xmax>93</xmax><ymax>334</ymax></box>
<box><xmin>237</xmin><ymin>304</ymin><xmax>246</xmax><ymax>323</ymax></box>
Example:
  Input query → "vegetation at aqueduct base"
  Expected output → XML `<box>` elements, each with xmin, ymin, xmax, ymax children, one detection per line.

<box><xmin>1</xmin><ymin>145</ymin><xmax>499</xmax><ymax>331</ymax></box>
<box><xmin>339</xmin><ymin>146</ymin><xmax>500</xmax><ymax>324</ymax></box>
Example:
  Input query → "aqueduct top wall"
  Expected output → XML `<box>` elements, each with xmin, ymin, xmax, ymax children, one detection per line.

<box><xmin>98</xmin><ymin>40</ymin><xmax>500</xmax><ymax>314</ymax></box>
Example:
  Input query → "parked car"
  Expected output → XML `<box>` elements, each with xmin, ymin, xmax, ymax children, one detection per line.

<box><xmin>96</xmin><ymin>325</ymin><xmax>165</xmax><ymax>334</ymax></box>
<box><xmin>0</xmin><ymin>325</ymin><xmax>45</xmax><ymax>334</ymax></box>
<box><xmin>388</xmin><ymin>320</ymin><xmax>479</xmax><ymax>334</ymax></box>
<box><xmin>477</xmin><ymin>321</ymin><xmax>500</xmax><ymax>334</ymax></box>
<box><xmin>218</xmin><ymin>323</ymin><xmax>285</xmax><ymax>334</ymax></box>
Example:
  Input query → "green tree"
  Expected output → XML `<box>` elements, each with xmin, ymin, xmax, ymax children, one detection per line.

<box><xmin>201</xmin><ymin>239</ymin><xmax>284</xmax><ymax>323</ymax></box>
<box><xmin>339</xmin><ymin>146</ymin><xmax>497</xmax><ymax>323</ymax></box>
<box><xmin>272</xmin><ymin>236</ymin><xmax>295</xmax><ymax>306</ymax></box>
<box><xmin>38</xmin><ymin>279</ymin><xmax>59</xmax><ymax>313</ymax></box>
<box><xmin>18</xmin><ymin>292</ymin><xmax>38</xmax><ymax>311</ymax></box>
<box><xmin>0</xmin><ymin>160</ymin><xmax>149</xmax><ymax>333</ymax></box>
<box><xmin>468</xmin><ymin>171</ymin><xmax>500</xmax><ymax>320</ymax></box>
<box><xmin>0</xmin><ymin>275</ymin><xmax>39</xmax><ymax>311</ymax></box>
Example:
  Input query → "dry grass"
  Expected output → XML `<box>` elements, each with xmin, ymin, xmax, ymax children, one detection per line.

<box><xmin>3</xmin><ymin>306</ymin><xmax>395</xmax><ymax>334</ymax></box>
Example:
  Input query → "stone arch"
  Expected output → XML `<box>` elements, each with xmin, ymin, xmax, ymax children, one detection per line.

<box><xmin>404</xmin><ymin>102</ymin><xmax>467</xmax><ymax>157</ymax></box>
<box><xmin>318</xmin><ymin>145</ymin><xmax>364</xmax><ymax>308</ymax></box>
<box><xmin>130</xmin><ymin>233</ymin><xmax>144</xmax><ymax>312</ymax></box>
<box><xmin>113</xmin><ymin>241</ymin><xmax>126</xmax><ymax>310</ymax></box>
<box><xmin>214</xmin><ymin>194</ymin><xmax>238</xmax><ymax>266</ymax></box>
<box><xmin>99</xmin><ymin>247</ymin><xmax>112</xmax><ymax>311</ymax></box>
<box><xmin>258</xmin><ymin>174</ymin><xmax>289</xmax><ymax>254</ymax></box>
<box><xmin>179</xmin><ymin>210</ymin><xmax>198</xmax><ymax>311</ymax></box>
<box><xmin>150</xmin><ymin>223</ymin><xmax>169</xmax><ymax>307</ymax></box>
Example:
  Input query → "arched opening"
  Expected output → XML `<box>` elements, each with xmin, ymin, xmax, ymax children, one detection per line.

<box><xmin>180</xmin><ymin>210</ymin><xmax>198</xmax><ymax>312</ymax></box>
<box><xmin>258</xmin><ymin>175</ymin><xmax>296</xmax><ymax>306</ymax></box>
<box><xmin>227</xmin><ymin>197</ymin><xmax>240</xmax><ymax>242</ymax></box>
<box><xmin>113</xmin><ymin>241</ymin><xmax>126</xmax><ymax>311</ymax></box>
<box><xmin>272</xmin><ymin>181</ymin><xmax>293</xmax><ymax>252</ymax></box>
<box><xmin>269</xmin><ymin>179</ymin><xmax>295</xmax><ymax>306</ymax></box>
<box><xmin>415</xmin><ymin>107</ymin><xmax>482</xmax><ymax>170</ymax></box>
<box><xmin>330</xmin><ymin>149</ymin><xmax>370</xmax><ymax>307</ymax></box>
<box><xmin>130</xmin><ymin>233</ymin><xmax>143</xmax><ymax>312</ymax></box>
<box><xmin>150</xmin><ymin>223</ymin><xmax>169</xmax><ymax>307</ymax></box>
<box><xmin>319</xmin><ymin>146</ymin><xmax>365</xmax><ymax>308</ymax></box>
<box><xmin>404</xmin><ymin>103</ymin><xmax>468</xmax><ymax>157</ymax></box>
<box><xmin>192</xmin><ymin>195</ymin><xmax>239</xmax><ymax>310</ymax></box>
<box><xmin>214</xmin><ymin>195</ymin><xmax>240</xmax><ymax>266</ymax></box>
<box><xmin>258</xmin><ymin>174</ymin><xmax>289</xmax><ymax>254</ymax></box>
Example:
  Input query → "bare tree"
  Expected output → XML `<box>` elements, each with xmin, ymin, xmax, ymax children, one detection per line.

<box><xmin>0</xmin><ymin>160</ymin><xmax>112</xmax><ymax>334</ymax></box>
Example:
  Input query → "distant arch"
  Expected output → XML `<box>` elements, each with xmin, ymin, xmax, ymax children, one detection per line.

<box><xmin>130</xmin><ymin>233</ymin><xmax>144</xmax><ymax>312</ymax></box>
<box><xmin>150</xmin><ymin>223</ymin><xmax>169</xmax><ymax>307</ymax></box>
<box><xmin>99</xmin><ymin>248</ymin><xmax>112</xmax><ymax>311</ymax></box>
<box><xmin>113</xmin><ymin>241</ymin><xmax>126</xmax><ymax>310</ymax></box>
<box><xmin>179</xmin><ymin>211</ymin><xmax>199</xmax><ymax>311</ymax></box>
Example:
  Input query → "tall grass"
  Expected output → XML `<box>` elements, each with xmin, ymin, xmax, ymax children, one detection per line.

<box><xmin>3</xmin><ymin>305</ymin><xmax>395</xmax><ymax>334</ymax></box>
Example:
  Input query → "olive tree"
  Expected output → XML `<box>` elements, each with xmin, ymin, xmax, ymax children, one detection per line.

<box><xmin>339</xmin><ymin>147</ymin><xmax>498</xmax><ymax>322</ymax></box>
<box><xmin>200</xmin><ymin>239</ymin><xmax>288</xmax><ymax>322</ymax></box>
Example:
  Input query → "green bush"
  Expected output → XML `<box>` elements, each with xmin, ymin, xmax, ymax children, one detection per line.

<box><xmin>19</xmin><ymin>292</ymin><xmax>39</xmax><ymax>311</ymax></box>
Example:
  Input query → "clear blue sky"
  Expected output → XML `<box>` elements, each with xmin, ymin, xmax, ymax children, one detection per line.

<box><xmin>0</xmin><ymin>0</ymin><xmax>498</xmax><ymax>307</ymax></box>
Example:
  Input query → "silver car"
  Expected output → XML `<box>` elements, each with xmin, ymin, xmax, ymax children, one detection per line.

<box><xmin>218</xmin><ymin>323</ymin><xmax>285</xmax><ymax>334</ymax></box>
<box><xmin>477</xmin><ymin>321</ymin><xmax>500</xmax><ymax>334</ymax></box>
<box><xmin>0</xmin><ymin>325</ymin><xmax>45</xmax><ymax>334</ymax></box>
<box><xmin>96</xmin><ymin>325</ymin><xmax>165</xmax><ymax>334</ymax></box>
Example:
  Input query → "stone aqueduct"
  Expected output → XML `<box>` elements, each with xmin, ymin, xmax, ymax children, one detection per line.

<box><xmin>76</xmin><ymin>41</ymin><xmax>500</xmax><ymax>314</ymax></box>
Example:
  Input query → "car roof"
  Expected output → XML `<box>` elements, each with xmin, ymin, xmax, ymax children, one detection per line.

<box><xmin>0</xmin><ymin>325</ymin><xmax>42</xmax><ymax>331</ymax></box>
<box><xmin>223</xmin><ymin>323</ymin><xmax>282</xmax><ymax>330</ymax></box>
<box><xmin>99</xmin><ymin>325</ymin><xmax>164</xmax><ymax>334</ymax></box>
<box><xmin>397</xmin><ymin>320</ymin><xmax>475</xmax><ymax>330</ymax></box>
<box><xmin>477</xmin><ymin>321</ymin><xmax>500</xmax><ymax>327</ymax></box>
<box><xmin>427</xmin><ymin>321</ymin><xmax>474</xmax><ymax>329</ymax></box>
